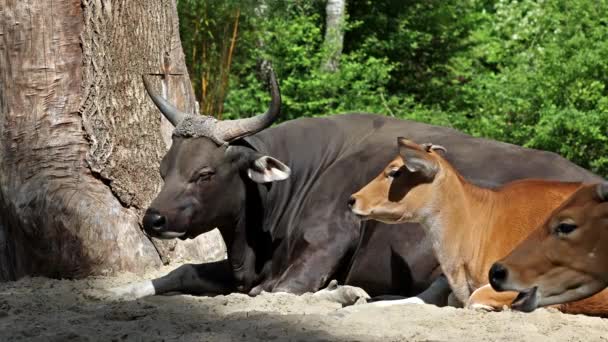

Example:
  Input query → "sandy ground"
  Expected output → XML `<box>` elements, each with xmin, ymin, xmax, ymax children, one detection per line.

<box><xmin>1</xmin><ymin>265</ymin><xmax>608</xmax><ymax>342</ymax></box>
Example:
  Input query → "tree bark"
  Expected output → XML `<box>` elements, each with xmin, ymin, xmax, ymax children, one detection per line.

<box><xmin>322</xmin><ymin>0</ymin><xmax>346</xmax><ymax>72</ymax></box>
<box><xmin>0</xmin><ymin>0</ymin><xmax>225</xmax><ymax>281</ymax></box>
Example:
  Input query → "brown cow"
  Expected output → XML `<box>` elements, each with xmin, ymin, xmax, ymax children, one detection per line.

<box><xmin>349</xmin><ymin>138</ymin><xmax>608</xmax><ymax>315</ymax></box>
<box><xmin>490</xmin><ymin>183</ymin><xmax>608</xmax><ymax>315</ymax></box>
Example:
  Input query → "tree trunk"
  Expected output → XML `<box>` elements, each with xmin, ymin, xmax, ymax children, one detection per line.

<box><xmin>322</xmin><ymin>0</ymin><xmax>346</xmax><ymax>72</ymax></box>
<box><xmin>0</xmin><ymin>0</ymin><xmax>225</xmax><ymax>281</ymax></box>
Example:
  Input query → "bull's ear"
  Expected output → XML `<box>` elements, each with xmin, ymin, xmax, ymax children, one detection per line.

<box><xmin>247</xmin><ymin>156</ymin><xmax>291</xmax><ymax>183</ymax></box>
<box><xmin>597</xmin><ymin>182</ymin><xmax>608</xmax><ymax>202</ymax></box>
<box><xmin>397</xmin><ymin>137</ymin><xmax>438</xmax><ymax>179</ymax></box>
<box><xmin>226</xmin><ymin>146</ymin><xmax>291</xmax><ymax>183</ymax></box>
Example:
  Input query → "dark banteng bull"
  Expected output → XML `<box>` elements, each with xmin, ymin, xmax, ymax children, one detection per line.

<box><xmin>111</xmin><ymin>70</ymin><xmax>602</xmax><ymax>302</ymax></box>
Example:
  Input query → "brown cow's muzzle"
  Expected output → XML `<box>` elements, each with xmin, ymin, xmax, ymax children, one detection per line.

<box><xmin>489</xmin><ymin>261</ymin><xmax>544</xmax><ymax>311</ymax></box>
<box><xmin>489</xmin><ymin>259</ymin><xmax>607</xmax><ymax>312</ymax></box>
<box><xmin>488</xmin><ymin>261</ymin><xmax>540</xmax><ymax>311</ymax></box>
<box><xmin>510</xmin><ymin>286</ymin><xmax>540</xmax><ymax>312</ymax></box>
<box><xmin>488</xmin><ymin>263</ymin><xmax>508</xmax><ymax>291</ymax></box>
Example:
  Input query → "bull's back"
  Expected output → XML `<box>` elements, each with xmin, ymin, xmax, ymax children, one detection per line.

<box><xmin>260</xmin><ymin>113</ymin><xmax>600</xmax><ymax>186</ymax></box>
<box><xmin>246</xmin><ymin>113</ymin><xmax>601</xmax><ymax>296</ymax></box>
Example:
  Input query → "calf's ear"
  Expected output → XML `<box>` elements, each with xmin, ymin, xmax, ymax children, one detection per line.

<box><xmin>397</xmin><ymin>137</ymin><xmax>439</xmax><ymax>179</ymax></box>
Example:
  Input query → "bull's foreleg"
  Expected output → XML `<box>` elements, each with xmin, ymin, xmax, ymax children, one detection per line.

<box><xmin>107</xmin><ymin>260</ymin><xmax>236</xmax><ymax>299</ymax></box>
<box><xmin>270</xmin><ymin>241</ymin><xmax>349</xmax><ymax>295</ymax></box>
<box><xmin>411</xmin><ymin>274</ymin><xmax>452</xmax><ymax>306</ymax></box>
<box><xmin>368</xmin><ymin>274</ymin><xmax>452</xmax><ymax>306</ymax></box>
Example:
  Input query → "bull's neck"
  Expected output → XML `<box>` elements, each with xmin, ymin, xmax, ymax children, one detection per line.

<box><xmin>419</xmin><ymin>162</ymin><xmax>500</xmax><ymax>299</ymax></box>
<box><xmin>222</xmin><ymin>179</ymin><xmax>270</xmax><ymax>291</ymax></box>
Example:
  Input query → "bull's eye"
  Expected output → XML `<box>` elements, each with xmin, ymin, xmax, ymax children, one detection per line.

<box><xmin>388</xmin><ymin>168</ymin><xmax>402</xmax><ymax>179</ymax></box>
<box><xmin>555</xmin><ymin>222</ymin><xmax>578</xmax><ymax>235</ymax></box>
<box><xmin>195</xmin><ymin>170</ymin><xmax>214</xmax><ymax>184</ymax></box>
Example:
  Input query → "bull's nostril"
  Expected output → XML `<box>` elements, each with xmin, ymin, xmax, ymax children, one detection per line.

<box><xmin>489</xmin><ymin>263</ymin><xmax>508</xmax><ymax>290</ymax></box>
<box><xmin>347</xmin><ymin>196</ymin><xmax>356</xmax><ymax>208</ymax></box>
<box><xmin>143</xmin><ymin>209</ymin><xmax>169</xmax><ymax>234</ymax></box>
<box><xmin>152</xmin><ymin>215</ymin><xmax>166</xmax><ymax>230</ymax></box>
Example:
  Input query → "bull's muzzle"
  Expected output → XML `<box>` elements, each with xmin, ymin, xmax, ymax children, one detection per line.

<box><xmin>143</xmin><ymin>209</ymin><xmax>168</xmax><ymax>234</ymax></box>
<box><xmin>143</xmin><ymin>208</ymin><xmax>187</xmax><ymax>239</ymax></box>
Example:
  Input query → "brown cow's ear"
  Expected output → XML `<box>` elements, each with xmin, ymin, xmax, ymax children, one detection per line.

<box><xmin>397</xmin><ymin>137</ymin><xmax>438</xmax><ymax>179</ymax></box>
<box><xmin>596</xmin><ymin>182</ymin><xmax>608</xmax><ymax>202</ymax></box>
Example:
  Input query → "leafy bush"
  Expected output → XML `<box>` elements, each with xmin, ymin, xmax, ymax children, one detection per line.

<box><xmin>443</xmin><ymin>0</ymin><xmax>608</xmax><ymax>175</ymax></box>
<box><xmin>223</xmin><ymin>2</ymin><xmax>398</xmax><ymax>120</ymax></box>
<box><xmin>530</xmin><ymin>109</ymin><xmax>608</xmax><ymax>176</ymax></box>
<box><xmin>179</xmin><ymin>0</ymin><xmax>608</xmax><ymax>176</ymax></box>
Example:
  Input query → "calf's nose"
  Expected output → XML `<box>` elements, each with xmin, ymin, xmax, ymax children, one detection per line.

<box><xmin>489</xmin><ymin>263</ymin><xmax>508</xmax><ymax>291</ymax></box>
<box><xmin>143</xmin><ymin>210</ymin><xmax>167</xmax><ymax>232</ymax></box>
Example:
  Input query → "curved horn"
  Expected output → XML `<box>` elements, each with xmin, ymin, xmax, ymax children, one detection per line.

<box><xmin>215</xmin><ymin>69</ymin><xmax>281</xmax><ymax>142</ymax></box>
<box><xmin>142</xmin><ymin>75</ymin><xmax>189</xmax><ymax>126</ymax></box>
<box><xmin>597</xmin><ymin>183</ymin><xmax>608</xmax><ymax>201</ymax></box>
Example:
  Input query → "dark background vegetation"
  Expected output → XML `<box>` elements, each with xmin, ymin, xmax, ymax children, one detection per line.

<box><xmin>177</xmin><ymin>0</ymin><xmax>608</xmax><ymax>176</ymax></box>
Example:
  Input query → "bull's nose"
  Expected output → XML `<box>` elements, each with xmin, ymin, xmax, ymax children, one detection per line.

<box><xmin>347</xmin><ymin>196</ymin><xmax>356</xmax><ymax>209</ymax></box>
<box><xmin>143</xmin><ymin>210</ymin><xmax>167</xmax><ymax>232</ymax></box>
<box><xmin>489</xmin><ymin>263</ymin><xmax>508</xmax><ymax>291</ymax></box>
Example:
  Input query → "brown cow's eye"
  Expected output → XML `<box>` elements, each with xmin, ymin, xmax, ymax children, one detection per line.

<box><xmin>555</xmin><ymin>223</ymin><xmax>577</xmax><ymax>235</ymax></box>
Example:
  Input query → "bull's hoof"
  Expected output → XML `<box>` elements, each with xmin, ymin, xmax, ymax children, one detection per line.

<box><xmin>311</xmin><ymin>280</ymin><xmax>370</xmax><ymax>307</ymax></box>
<box><xmin>103</xmin><ymin>281</ymin><xmax>156</xmax><ymax>300</ymax></box>
<box><xmin>339</xmin><ymin>296</ymin><xmax>430</xmax><ymax>314</ymax></box>
<box><xmin>375</xmin><ymin>297</ymin><xmax>426</xmax><ymax>306</ymax></box>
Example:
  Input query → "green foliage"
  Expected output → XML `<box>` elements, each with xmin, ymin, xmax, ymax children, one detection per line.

<box><xmin>345</xmin><ymin>0</ymin><xmax>478</xmax><ymax>104</ymax></box>
<box><xmin>177</xmin><ymin>0</ymin><xmax>258</xmax><ymax>116</ymax></box>
<box><xmin>443</xmin><ymin>0</ymin><xmax>608</xmax><ymax>175</ymax></box>
<box><xmin>530</xmin><ymin>109</ymin><xmax>608</xmax><ymax>174</ymax></box>
<box><xmin>223</xmin><ymin>2</ymin><xmax>398</xmax><ymax>121</ymax></box>
<box><xmin>177</xmin><ymin>0</ymin><xmax>608</xmax><ymax>176</ymax></box>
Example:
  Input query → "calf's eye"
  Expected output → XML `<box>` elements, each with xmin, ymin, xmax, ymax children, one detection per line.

<box><xmin>555</xmin><ymin>223</ymin><xmax>577</xmax><ymax>235</ymax></box>
<box><xmin>388</xmin><ymin>169</ymin><xmax>402</xmax><ymax>178</ymax></box>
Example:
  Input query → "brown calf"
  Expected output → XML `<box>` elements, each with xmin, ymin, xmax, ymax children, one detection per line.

<box><xmin>349</xmin><ymin>138</ymin><xmax>608</xmax><ymax>315</ymax></box>
<box><xmin>490</xmin><ymin>183</ymin><xmax>608</xmax><ymax>315</ymax></box>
